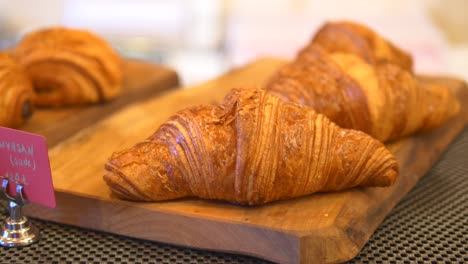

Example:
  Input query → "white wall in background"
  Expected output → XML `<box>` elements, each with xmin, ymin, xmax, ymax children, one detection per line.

<box><xmin>62</xmin><ymin>0</ymin><xmax>187</xmax><ymax>44</ymax></box>
<box><xmin>0</xmin><ymin>0</ymin><xmax>63</xmax><ymax>34</ymax></box>
<box><xmin>225</xmin><ymin>0</ymin><xmax>452</xmax><ymax>75</ymax></box>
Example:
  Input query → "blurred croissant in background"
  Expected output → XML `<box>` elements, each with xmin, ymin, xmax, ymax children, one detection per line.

<box><xmin>312</xmin><ymin>21</ymin><xmax>414</xmax><ymax>72</ymax></box>
<box><xmin>13</xmin><ymin>27</ymin><xmax>123</xmax><ymax>107</ymax></box>
<box><xmin>265</xmin><ymin>21</ymin><xmax>460</xmax><ymax>142</ymax></box>
<box><xmin>0</xmin><ymin>52</ymin><xmax>34</xmax><ymax>128</ymax></box>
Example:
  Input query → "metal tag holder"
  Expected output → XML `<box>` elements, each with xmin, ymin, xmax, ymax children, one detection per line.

<box><xmin>0</xmin><ymin>178</ymin><xmax>40</xmax><ymax>247</ymax></box>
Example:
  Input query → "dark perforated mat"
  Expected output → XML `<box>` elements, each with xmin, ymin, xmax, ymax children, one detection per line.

<box><xmin>1</xmin><ymin>128</ymin><xmax>467</xmax><ymax>264</ymax></box>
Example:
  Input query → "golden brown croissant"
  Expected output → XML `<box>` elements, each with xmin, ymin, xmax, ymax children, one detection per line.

<box><xmin>311</xmin><ymin>21</ymin><xmax>413</xmax><ymax>72</ymax></box>
<box><xmin>13</xmin><ymin>27</ymin><xmax>122</xmax><ymax>106</ymax></box>
<box><xmin>104</xmin><ymin>88</ymin><xmax>398</xmax><ymax>205</ymax></box>
<box><xmin>0</xmin><ymin>52</ymin><xmax>34</xmax><ymax>128</ymax></box>
<box><xmin>265</xmin><ymin>44</ymin><xmax>460</xmax><ymax>142</ymax></box>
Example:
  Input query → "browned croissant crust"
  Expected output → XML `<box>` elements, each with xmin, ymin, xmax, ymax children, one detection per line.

<box><xmin>266</xmin><ymin>43</ymin><xmax>460</xmax><ymax>142</ymax></box>
<box><xmin>13</xmin><ymin>27</ymin><xmax>122</xmax><ymax>106</ymax></box>
<box><xmin>265</xmin><ymin>45</ymin><xmax>373</xmax><ymax>135</ymax></box>
<box><xmin>0</xmin><ymin>52</ymin><xmax>34</xmax><ymax>128</ymax></box>
<box><xmin>104</xmin><ymin>88</ymin><xmax>398</xmax><ymax>205</ymax></box>
<box><xmin>311</xmin><ymin>21</ymin><xmax>413</xmax><ymax>72</ymax></box>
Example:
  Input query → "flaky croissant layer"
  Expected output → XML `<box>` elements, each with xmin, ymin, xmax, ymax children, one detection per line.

<box><xmin>0</xmin><ymin>53</ymin><xmax>34</xmax><ymax>128</ymax></box>
<box><xmin>312</xmin><ymin>21</ymin><xmax>414</xmax><ymax>72</ymax></box>
<box><xmin>104</xmin><ymin>88</ymin><xmax>398</xmax><ymax>205</ymax></box>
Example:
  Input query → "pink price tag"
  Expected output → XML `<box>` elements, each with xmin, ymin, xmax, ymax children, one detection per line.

<box><xmin>0</xmin><ymin>127</ymin><xmax>55</xmax><ymax>208</ymax></box>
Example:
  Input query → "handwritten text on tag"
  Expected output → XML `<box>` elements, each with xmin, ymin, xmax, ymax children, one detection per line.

<box><xmin>0</xmin><ymin>127</ymin><xmax>55</xmax><ymax>208</ymax></box>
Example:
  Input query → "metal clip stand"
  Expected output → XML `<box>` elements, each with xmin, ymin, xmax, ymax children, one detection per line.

<box><xmin>0</xmin><ymin>178</ymin><xmax>40</xmax><ymax>247</ymax></box>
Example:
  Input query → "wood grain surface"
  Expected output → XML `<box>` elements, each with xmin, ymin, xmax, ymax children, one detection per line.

<box><xmin>19</xmin><ymin>59</ymin><xmax>180</xmax><ymax>147</ymax></box>
<box><xmin>23</xmin><ymin>58</ymin><xmax>467</xmax><ymax>264</ymax></box>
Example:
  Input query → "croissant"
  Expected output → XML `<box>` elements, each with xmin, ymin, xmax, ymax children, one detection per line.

<box><xmin>104</xmin><ymin>88</ymin><xmax>398</xmax><ymax>205</ymax></box>
<box><xmin>265</xmin><ymin>43</ymin><xmax>460</xmax><ymax>142</ymax></box>
<box><xmin>13</xmin><ymin>27</ymin><xmax>122</xmax><ymax>106</ymax></box>
<box><xmin>0</xmin><ymin>52</ymin><xmax>34</xmax><ymax>128</ymax></box>
<box><xmin>311</xmin><ymin>21</ymin><xmax>413</xmax><ymax>72</ymax></box>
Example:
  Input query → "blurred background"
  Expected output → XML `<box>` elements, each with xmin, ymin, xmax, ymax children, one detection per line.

<box><xmin>0</xmin><ymin>0</ymin><xmax>467</xmax><ymax>86</ymax></box>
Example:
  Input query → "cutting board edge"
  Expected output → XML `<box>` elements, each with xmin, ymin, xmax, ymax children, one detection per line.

<box><xmin>25</xmin><ymin>190</ymin><xmax>304</xmax><ymax>264</ymax></box>
<box><xmin>49</xmin><ymin>186</ymin><xmax>328</xmax><ymax>236</ymax></box>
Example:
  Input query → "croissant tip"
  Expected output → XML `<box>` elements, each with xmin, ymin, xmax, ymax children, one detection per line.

<box><xmin>103</xmin><ymin>166</ymin><xmax>147</xmax><ymax>201</ymax></box>
<box><xmin>375</xmin><ymin>162</ymin><xmax>399</xmax><ymax>187</ymax></box>
<box><xmin>385</xmin><ymin>166</ymin><xmax>399</xmax><ymax>186</ymax></box>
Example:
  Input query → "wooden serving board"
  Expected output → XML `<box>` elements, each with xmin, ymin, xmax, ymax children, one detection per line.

<box><xmin>20</xmin><ymin>59</ymin><xmax>180</xmax><ymax>147</ymax></box>
<box><xmin>23</xmin><ymin>58</ymin><xmax>467</xmax><ymax>264</ymax></box>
